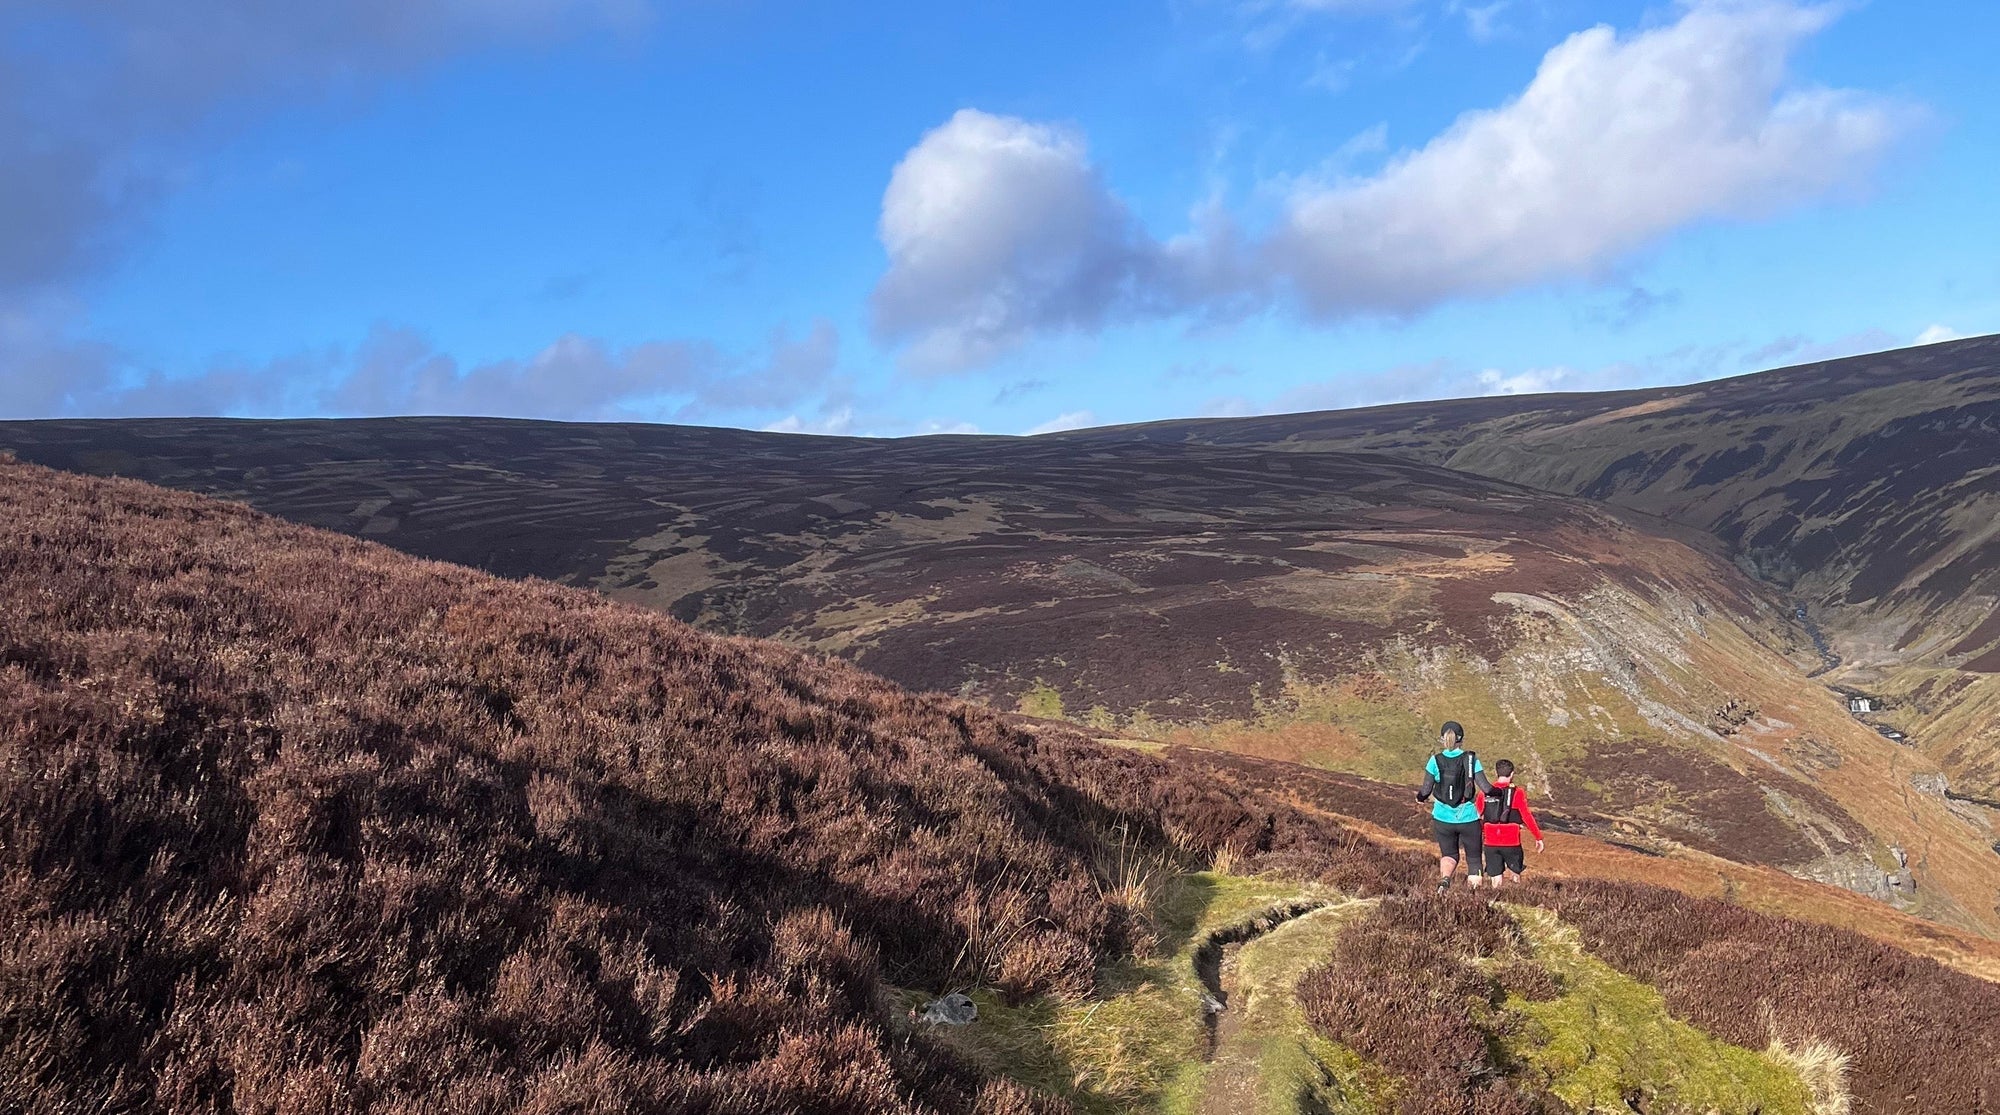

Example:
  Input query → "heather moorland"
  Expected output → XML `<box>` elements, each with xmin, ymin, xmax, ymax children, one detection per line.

<box><xmin>5</xmin><ymin>456</ymin><xmax>1999</xmax><ymax>1113</ymax></box>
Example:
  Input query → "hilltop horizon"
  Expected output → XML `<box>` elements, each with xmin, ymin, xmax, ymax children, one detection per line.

<box><xmin>15</xmin><ymin>331</ymin><xmax>1991</xmax><ymax>439</ymax></box>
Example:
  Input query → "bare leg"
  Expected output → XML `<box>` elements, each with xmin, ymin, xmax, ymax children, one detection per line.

<box><xmin>1438</xmin><ymin>856</ymin><xmax>1456</xmax><ymax>880</ymax></box>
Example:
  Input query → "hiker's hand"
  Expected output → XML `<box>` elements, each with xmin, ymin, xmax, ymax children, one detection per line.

<box><xmin>1535</xmin><ymin>840</ymin><xmax>1545</xmax><ymax>853</ymax></box>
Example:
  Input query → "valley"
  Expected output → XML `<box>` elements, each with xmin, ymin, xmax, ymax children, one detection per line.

<box><xmin>5</xmin><ymin>338</ymin><xmax>1997</xmax><ymax>938</ymax></box>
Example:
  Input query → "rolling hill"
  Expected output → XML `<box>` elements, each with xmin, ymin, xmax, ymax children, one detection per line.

<box><xmin>9</xmin><ymin>456</ymin><xmax>2000</xmax><ymax>1114</ymax></box>
<box><xmin>1084</xmin><ymin>334</ymin><xmax>2000</xmax><ymax>671</ymax></box>
<box><xmin>1084</xmin><ymin>334</ymin><xmax>2000</xmax><ymax>797</ymax></box>
<box><xmin>2</xmin><ymin>339</ymin><xmax>1996</xmax><ymax>935</ymax></box>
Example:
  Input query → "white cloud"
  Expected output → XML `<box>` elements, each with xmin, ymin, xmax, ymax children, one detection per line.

<box><xmin>913</xmin><ymin>418</ymin><xmax>983</xmax><ymax>436</ymax></box>
<box><xmin>0</xmin><ymin>0</ymin><xmax>660</xmax><ymax>423</ymax></box>
<box><xmin>873</xmin><ymin>3</ymin><xmax>1916</xmax><ymax>369</ymax></box>
<box><xmin>1914</xmin><ymin>324</ymin><xmax>1963</xmax><ymax>346</ymax></box>
<box><xmin>763</xmin><ymin>407</ymin><xmax>857</xmax><ymax>436</ymax></box>
<box><xmin>870</xmin><ymin>109</ymin><xmax>1151</xmax><ymax>373</ymax></box>
<box><xmin>0</xmin><ymin>317</ymin><xmax>843</xmax><ymax>423</ymax></box>
<box><xmin>1328</xmin><ymin>123</ymin><xmax>1391</xmax><ymax>167</ymax></box>
<box><xmin>1023</xmin><ymin>410</ymin><xmax>1099</xmax><ymax>436</ymax></box>
<box><xmin>1475</xmin><ymin>367</ymin><xmax>1568</xmax><ymax>395</ymax></box>
<box><xmin>1451</xmin><ymin>0</ymin><xmax>1512</xmax><ymax>42</ymax></box>
<box><xmin>1269</xmin><ymin>1</ymin><xmax>1913</xmax><ymax>317</ymax></box>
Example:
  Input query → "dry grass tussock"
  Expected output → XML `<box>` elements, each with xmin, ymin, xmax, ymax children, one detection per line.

<box><xmin>0</xmin><ymin>460</ymin><xmax>1424</xmax><ymax>1114</ymax></box>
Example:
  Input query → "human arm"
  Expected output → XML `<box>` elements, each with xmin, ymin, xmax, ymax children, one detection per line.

<box><xmin>1518</xmin><ymin>791</ymin><xmax>1544</xmax><ymax>849</ymax></box>
<box><xmin>1473</xmin><ymin>756</ymin><xmax>1494</xmax><ymax>795</ymax></box>
<box><xmin>1416</xmin><ymin>757</ymin><xmax>1436</xmax><ymax>803</ymax></box>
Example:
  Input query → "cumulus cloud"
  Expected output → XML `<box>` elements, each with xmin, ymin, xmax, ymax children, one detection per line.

<box><xmin>0</xmin><ymin>318</ymin><xmax>843</xmax><ymax>424</ymax></box>
<box><xmin>1914</xmin><ymin>324</ymin><xmax>1964</xmax><ymax>346</ymax></box>
<box><xmin>869</xmin><ymin>110</ymin><xmax>1155</xmax><ymax>372</ymax></box>
<box><xmin>1269</xmin><ymin>1</ymin><xmax>1911</xmax><ymax>317</ymax></box>
<box><xmin>873</xmin><ymin>2</ymin><xmax>1916</xmax><ymax>368</ymax></box>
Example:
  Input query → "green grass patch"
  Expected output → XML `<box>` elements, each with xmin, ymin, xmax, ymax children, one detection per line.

<box><xmin>1017</xmin><ymin>679</ymin><xmax>1065</xmax><ymax>719</ymax></box>
<box><xmin>902</xmin><ymin>872</ymin><xmax>1360</xmax><ymax>1114</ymax></box>
<box><xmin>1496</xmin><ymin>907</ymin><xmax>1815</xmax><ymax>1115</ymax></box>
<box><xmin>1224</xmin><ymin>902</ymin><xmax>1394</xmax><ymax>1115</ymax></box>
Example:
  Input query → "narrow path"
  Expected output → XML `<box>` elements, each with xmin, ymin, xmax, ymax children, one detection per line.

<box><xmin>1192</xmin><ymin>899</ymin><xmax>1327</xmax><ymax>1058</ymax></box>
<box><xmin>1193</xmin><ymin>898</ymin><xmax>1377</xmax><ymax>1115</ymax></box>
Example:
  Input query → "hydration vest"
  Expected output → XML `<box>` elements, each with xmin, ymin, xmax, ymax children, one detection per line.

<box><xmin>1482</xmin><ymin>785</ymin><xmax>1521</xmax><ymax>826</ymax></box>
<box><xmin>1433</xmin><ymin>751</ymin><xmax>1477</xmax><ymax>808</ymax></box>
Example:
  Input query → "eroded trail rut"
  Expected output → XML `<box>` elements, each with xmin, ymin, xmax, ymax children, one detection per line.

<box><xmin>1192</xmin><ymin>899</ymin><xmax>1329</xmax><ymax>1057</ymax></box>
<box><xmin>1190</xmin><ymin>897</ymin><xmax>1378</xmax><ymax>1115</ymax></box>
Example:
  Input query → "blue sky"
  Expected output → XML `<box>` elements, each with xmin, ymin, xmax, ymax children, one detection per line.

<box><xmin>3</xmin><ymin>1</ymin><xmax>1995</xmax><ymax>435</ymax></box>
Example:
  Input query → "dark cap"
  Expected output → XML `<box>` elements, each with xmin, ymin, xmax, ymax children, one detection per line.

<box><xmin>1440</xmin><ymin>721</ymin><xmax>1465</xmax><ymax>742</ymax></box>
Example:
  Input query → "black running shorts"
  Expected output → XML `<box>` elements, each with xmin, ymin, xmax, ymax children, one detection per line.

<box><xmin>1433</xmin><ymin>819</ymin><xmax>1483</xmax><ymax>863</ymax></box>
<box><xmin>1482</xmin><ymin>845</ymin><xmax>1526</xmax><ymax>877</ymax></box>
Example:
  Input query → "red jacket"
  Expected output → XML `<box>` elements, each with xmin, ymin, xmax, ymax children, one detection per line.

<box><xmin>1478</xmin><ymin>781</ymin><xmax>1543</xmax><ymax>847</ymax></box>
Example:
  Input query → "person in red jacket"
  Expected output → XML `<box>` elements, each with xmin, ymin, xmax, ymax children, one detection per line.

<box><xmin>1477</xmin><ymin>759</ymin><xmax>1543</xmax><ymax>887</ymax></box>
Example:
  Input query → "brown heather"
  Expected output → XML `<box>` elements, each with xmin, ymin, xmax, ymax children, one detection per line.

<box><xmin>1297</xmin><ymin>876</ymin><xmax>2000</xmax><ymax>1115</ymax></box>
<box><xmin>8</xmin><ymin>458</ymin><xmax>2000</xmax><ymax>1115</ymax></box>
<box><xmin>0</xmin><ymin>459</ymin><xmax>1421</xmax><ymax>1114</ymax></box>
<box><xmin>1297</xmin><ymin>896</ymin><xmax>1556</xmax><ymax>1115</ymax></box>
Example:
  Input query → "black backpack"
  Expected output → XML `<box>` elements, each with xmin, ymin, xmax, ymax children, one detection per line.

<box><xmin>1482</xmin><ymin>785</ymin><xmax>1520</xmax><ymax>826</ymax></box>
<box><xmin>1433</xmin><ymin>751</ymin><xmax>1477</xmax><ymax>807</ymax></box>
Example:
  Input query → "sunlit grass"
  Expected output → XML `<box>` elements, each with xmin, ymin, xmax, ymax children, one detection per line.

<box><xmin>905</xmin><ymin>871</ymin><xmax>1349</xmax><ymax>1113</ymax></box>
<box><xmin>1497</xmin><ymin>906</ymin><xmax>1815</xmax><ymax>1115</ymax></box>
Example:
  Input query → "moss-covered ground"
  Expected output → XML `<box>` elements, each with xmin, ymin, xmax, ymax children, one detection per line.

<box><xmin>904</xmin><ymin>874</ymin><xmax>1834</xmax><ymax>1115</ymax></box>
<box><xmin>903</xmin><ymin>871</ymin><xmax>1361</xmax><ymax>1113</ymax></box>
<box><xmin>1492</xmin><ymin>906</ymin><xmax>1820</xmax><ymax>1115</ymax></box>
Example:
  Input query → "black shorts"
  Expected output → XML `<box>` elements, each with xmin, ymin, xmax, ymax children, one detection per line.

<box><xmin>1433</xmin><ymin>819</ymin><xmax>1483</xmax><ymax>862</ymax></box>
<box><xmin>1483</xmin><ymin>845</ymin><xmax>1526</xmax><ymax>877</ymax></box>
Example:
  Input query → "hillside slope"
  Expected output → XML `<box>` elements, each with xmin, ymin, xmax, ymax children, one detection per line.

<box><xmin>0</xmin><ymin>457</ymin><xmax>1424</xmax><ymax>1113</ymax></box>
<box><xmin>1</xmin><ymin>413</ymin><xmax>1995</xmax><ymax>928</ymax></box>
<box><xmin>1087</xmin><ymin>335</ymin><xmax>2000</xmax><ymax>799</ymax></box>
<box><xmin>11</xmin><ymin>460</ymin><xmax>2000</xmax><ymax>1113</ymax></box>
<box><xmin>1087</xmin><ymin>335</ymin><xmax>2000</xmax><ymax>666</ymax></box>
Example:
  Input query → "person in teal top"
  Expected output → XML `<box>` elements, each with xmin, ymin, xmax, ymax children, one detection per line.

<box><xmin>1415</xmin><ymin>721</ymin><xmax>1493</xmax><ymax>893</ymax></box>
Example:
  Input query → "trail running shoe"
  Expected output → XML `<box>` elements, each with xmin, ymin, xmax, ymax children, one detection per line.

<box><xmin>1436</xmin><ymin>879</ymin><xmax>1450</xmax><ymax>895</ymax></box>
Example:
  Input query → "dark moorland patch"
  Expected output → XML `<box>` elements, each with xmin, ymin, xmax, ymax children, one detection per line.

<box><xmin>1545</xmin><ymin>737</ymin><xmax>1862</xmax><ymax>867</ymax></box>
